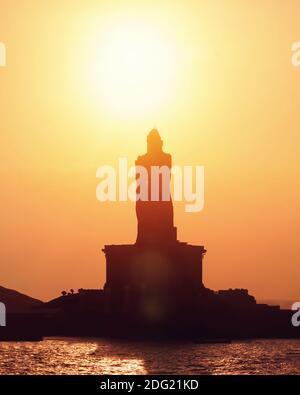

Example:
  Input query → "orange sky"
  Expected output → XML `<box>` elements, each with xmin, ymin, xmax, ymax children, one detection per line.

<box><xmin>0</xmin><ymin>0</ymin><xmax>299</xmax><ymax>302</ymax></box>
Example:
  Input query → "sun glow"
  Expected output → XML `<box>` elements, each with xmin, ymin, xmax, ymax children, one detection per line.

<box><xmin>86</xmin><ymin>20</ymin><xmax>180</xmax><ymax>118</ymax></box>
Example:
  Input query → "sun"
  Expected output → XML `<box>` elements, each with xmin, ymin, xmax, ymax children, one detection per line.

<box><xmin>86</xmin><ymin>20</ymin><xmax>179</xmax><ymax>118</ymax></box>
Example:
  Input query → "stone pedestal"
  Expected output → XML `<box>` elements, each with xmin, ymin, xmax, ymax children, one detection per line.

<box><xmin>103</xmin><ymin>242</ymin><xmax>206</xmax><ymax>317</ymax></box>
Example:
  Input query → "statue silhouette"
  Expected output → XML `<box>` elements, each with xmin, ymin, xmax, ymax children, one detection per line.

<box><xmin>135</xmin><ymin>129</ymin><xmax>177</xmax><ymax>245</ymax></box>
<box><xmin>103</xmin><ymin>129</ymin><xmax>206</xmax><ymax>323</ymax></box>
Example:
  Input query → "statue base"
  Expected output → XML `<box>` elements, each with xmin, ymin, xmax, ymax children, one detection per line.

<box><xmin>103</xmin><ymin>242</ymin><xmax>206</xmax><ymax>317</ymax></box>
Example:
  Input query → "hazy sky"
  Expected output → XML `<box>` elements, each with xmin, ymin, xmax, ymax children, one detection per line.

<box><xmin>0</xmin><ymin>0</ymin><xmax>299</xmax><ymax>302</ymax></box>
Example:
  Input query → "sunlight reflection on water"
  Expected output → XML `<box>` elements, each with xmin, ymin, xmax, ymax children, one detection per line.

<box><xmin>0</xmin><ymin>338</ymin><xmax>300</xmax><ymax>375</ymax></box>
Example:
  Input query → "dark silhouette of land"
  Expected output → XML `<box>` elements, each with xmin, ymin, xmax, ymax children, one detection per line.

<box><xmin>0</xmin><ymin>286</ymin><xmax>43</xmax><ymax>341</ymax></box>
<box><xmin>1</xmin><ymin>130</ymin><xmax>299</xmax><ymax>341</ymax></box>
<box><xmin>0</xmin><ymin>286</ymin><xmax>42</xmax><ymax>313</ymax></box>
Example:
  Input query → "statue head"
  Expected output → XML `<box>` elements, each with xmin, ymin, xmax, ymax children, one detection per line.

<box><xmin>147</xmin><ymin>129</ymin><xmax>163</xmax><ymax>153</ymax></box>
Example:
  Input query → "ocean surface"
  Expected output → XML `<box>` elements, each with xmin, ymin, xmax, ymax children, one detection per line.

<box><xmin>0</xmin><ymin>338</ymin><xmax>300</xmax><ymax>375</ymax></box>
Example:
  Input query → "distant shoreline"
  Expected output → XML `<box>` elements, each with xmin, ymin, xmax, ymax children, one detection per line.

<box><xmin>257</xmin><ymin>300</ymin><xmax>295</xmax><ymax>310</ymax></box>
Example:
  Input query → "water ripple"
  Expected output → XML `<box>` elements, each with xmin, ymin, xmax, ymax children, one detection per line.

<box><xmin>0</xmin><ymin>338</ymin><xmax>300</xmax><ymax>375</ymax></box>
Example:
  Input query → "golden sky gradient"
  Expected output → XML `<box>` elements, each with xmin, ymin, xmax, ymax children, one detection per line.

<box><xmin>0</xmin><ymin>0</ymin><xmax>299</xmax><ymax>302</ymax></box>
